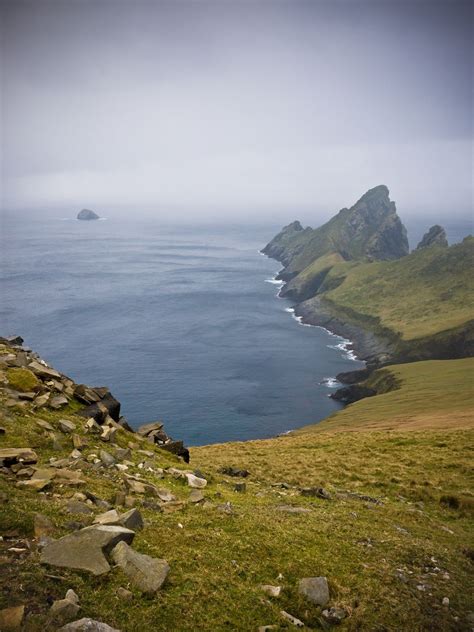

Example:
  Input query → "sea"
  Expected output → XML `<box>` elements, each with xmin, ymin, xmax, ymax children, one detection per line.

<box><xmin>1</xmin><ymin>212</ymin><xmax>471</xmax><ymax>445</ymax></box>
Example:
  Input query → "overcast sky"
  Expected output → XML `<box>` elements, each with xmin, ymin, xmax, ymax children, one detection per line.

<box><xmin>1</xmin><ymin>0</ymin><xmax>472</xmax><ymax>222</ymax></box>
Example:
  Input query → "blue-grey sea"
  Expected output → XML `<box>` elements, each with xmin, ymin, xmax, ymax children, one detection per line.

<box><xmin>1</xmin><ymin>212</ymin><xmax>470</xmax><ymax>445</ymax></box>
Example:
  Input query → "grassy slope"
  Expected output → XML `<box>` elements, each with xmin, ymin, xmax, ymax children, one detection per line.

<box><xmin>1</xmin><ymin>354</ymin><xmax>473</xmax><ymax>631</ymax></box>
<box><xmin>317</xmin><ymin>238</ymin><xmax>474</xmax><ymax>341</ymax></box>
<box><xmin>299</xmin><ymin>357</ymin><xmax>474</xmax><ymax>433</ymax></box>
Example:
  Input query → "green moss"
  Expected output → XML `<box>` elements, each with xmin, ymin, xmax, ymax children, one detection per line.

<box><xmin>6</xmin><ymin>367</ymin><xmax>40</xmax><ymax>392</ymax></box>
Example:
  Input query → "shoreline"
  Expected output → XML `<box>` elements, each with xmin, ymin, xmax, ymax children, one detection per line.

<box><xmin>261</xmin><ymin>252</ymin><xmax>392</xmax><ymax>369</ymax></box>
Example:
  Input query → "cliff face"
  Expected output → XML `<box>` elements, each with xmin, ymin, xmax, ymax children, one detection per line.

<box><xmin>262</xmin><ymin>185</ymin><xmax>408</xmax><ymax>282</ymax></box>
<box><xmin>416</xmin><ymin>225</ymin><xmax>448</xmax><ymax>250</ymax></box>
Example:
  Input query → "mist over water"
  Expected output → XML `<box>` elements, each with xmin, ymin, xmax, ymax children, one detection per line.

<box><xmin>1</xmin><ymin>214</ymin><xmax>367</xmax><ymax>445</ymax></box>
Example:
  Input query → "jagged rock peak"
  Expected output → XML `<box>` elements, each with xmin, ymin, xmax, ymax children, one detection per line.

<box><xmin>416</xmin><ymin>225</ymin><xmax>448</xmax><ymax>250</ymax></box>
<box><xmin>284</xmin><ymin>220</ymin><xmax>304</xmax><ymax>232</ymax></box>
<box><xmin>77</xmin><ymin>209</ymin><xmax>100</xmax><ymax>221</ymax></box>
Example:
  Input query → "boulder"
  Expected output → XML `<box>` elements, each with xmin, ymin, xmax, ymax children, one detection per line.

<box><xmin>93</xmin><ymin>510</ymin><xmax>120</xmax><ymax>525</ymax></box>
<box><xmin>111</xmin><ymin>541</ymin><xmax>170</xmax><ymax>594</ymax></box>
<box><xmin>6</xmin><ymin>367</ymin><xmax>40</xmax><ymax>392</ymax></box>
<box><xmin>117</xmin><ymin>508</ymin><xmax>144</xmax><ymax>531</ymax></box>
<box><xmin>136</xmin><ymin>421</ymin><xmax>164</xmax><ymax>437</ymax></box>
<box><xmin>185</xmin><ymin>473</ymin><xmax>207</xmax><ymax>489</ymax></box>
<box><xmin>322</xmin><ymin>607</ymin><xmax>347</xmax><ymax>624</ymax></box>
<box><xmin>28</xmin><ymin>360</ymin><xmax>62</xmax><ymax>380</ymax></box>
<box><xmin>50</xmin><ymin>395</ymin><xmax>69</xmax><ymax>409</ymax></box>
<box><xmin>58</xmin><ymin>619</ymin><xmax>120</xmax><ymax>632</ymax></box>
<box><xmin>41</xmin><ymin>525</ymin><xmax>135</xmax><ymax>575</ymax></box>
<box><xmin>77</xmin><ymin>394</ymin><xmax>121</xmax><ymax>424</ymax></box>
<box><xmin>189</xmin><ymin>489</ymin><xmax>205</xmax><ymax>503</ymax></box>
<box><xmin>300</xmin><ymin>487</ymin><xmax>331</xmax><ymax>500</ymax></box>
<box><xmin>260</xmin><ymin>585</ymin><xmax>281</xmax><ymax>598</ymax></box>
<box><xmin>298</xmin><ymin>576</ymin><xmax>330</xmax><ymax>606</ymax></box>
<box><xmin>158</xmin><ymin>440</ymin><xmax>190</xmax><ymax>463</ymax></box>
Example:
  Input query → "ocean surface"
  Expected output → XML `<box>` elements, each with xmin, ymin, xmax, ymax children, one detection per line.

<box><xmin>1</xmin><ymin>212</ymin><xmax>470</xmax><ymax>445</ymax></box>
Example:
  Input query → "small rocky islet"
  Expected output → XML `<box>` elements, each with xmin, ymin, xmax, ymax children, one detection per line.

<box><xmin>77</xmin><ymin>209</ymin><xmax>100</xmax><ymax>221</ymax></box>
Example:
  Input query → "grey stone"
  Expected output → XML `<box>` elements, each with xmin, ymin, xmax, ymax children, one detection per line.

<box><xmin>189</xmin><ymin>489</ymin><xmax>205</xmax><ymax>503</ymax></box>
<box><xmin>300</xmin><ymin>487</ymin><xmax>331</xmax><ymax>500</ymax></box>
<box><xmin>298</xmin><ymin>576</ymin><xmax>330</xmax><ymax>606</ymax></box>
<box><xmin>0</xmin><ymin>447</ymin><xmax>38</xmax><ymax>467</ymax></box>
<box><xmin>280</xmin><ymin>611</ymin><xmax>304</xmax><ymax>627</ymax></box>
<box><xmin>93</xmin><ymin>510</ymin><xmax>120</xmax><ymax>525</ymax></box>
<box><xmin>58</xmin><ymin>419</ymin><xmax>76</xmax><ymax>433</ymax></box>
<box><xmin>116</xmin><ymin>587</ymin><xmax>133</xmax><ymax>601</ymax></box>
<box><xmin>117</xmin><ymin>508</ymin><xmax>144</xmax><ymax>531</ymax></box>
<box><xmin>41</xmin><ymin>525</ymin><xmax>135</xmax><ymax>575</ymax></box>
<box><xmin>50</xmin><ymin>395</ymin><xmax>69</xmax><ymax>410</ymax></box>
<box><xmin>77</xmin><ymin>209</ymin><xmax>100</xmax><ymax>220</ymax></box>
<box><xmin>58</xmin><ymin>619</ymin><xmax>121</xmax><ymax>632</ymax></box>
<box><xmin>136</xmin><ymin>421</ymin><xmax>163</xmax><ymax>436</ymax></box>
<box><xmin>66</xmin><ymin>501</ymin><xmax>94</xmax><ymax>515</ymax></box>
<box><xmin>100</xmin><ymin>450</ymin><xmax>116</xmax><ymax>467</ymax></box>
<box><xmin>186</xmin><ymin>473</ymin><xmax>207</xmax><ymax>489</ymax></box>
<box><xmin>28</xmin><ymin>360</ymin><xmax>62</xmax><ymax>380</ymax></box>
<box><xmin>50</xmin><ymin>598</ymin><xmax>80</xmax><ymax>621</ymax></box>
<box><xmin>111</xmin><ymin>541</ymin><xmax>169</xmax><ymax>594</ymax></box>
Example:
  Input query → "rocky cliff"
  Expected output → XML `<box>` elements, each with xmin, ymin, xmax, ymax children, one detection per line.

<box><xmin>262</xmin><ymin>185</ymin><xmax>409</xmax><ymax>283</ymax></box>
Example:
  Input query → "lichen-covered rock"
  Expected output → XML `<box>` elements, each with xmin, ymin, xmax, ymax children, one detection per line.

<box><xmin>58</xmin><ymin>619</ymin><xmax>120</xmax><ymax>632</ymax></box>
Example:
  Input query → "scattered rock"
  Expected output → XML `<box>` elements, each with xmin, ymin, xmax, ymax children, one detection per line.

<box><xmin>280</xmin><ymin>610</ymin><xmax>304</xmax><ymax>627</ymax></box>
<box><xmin>0</xmin><ymin>447</ymin><xmax>38</xmax><ymax>467</ymax></box>
<box><xmin>111</xmin><ymin>540</ymin><xmax>170</xmax><ymax>594</ymax></box>
<box><xmin>322</xmin><ymin>607</ymin><xmax>347</xmax><ymax>624</ymax></box>
<box><xmin>50</xmin><ymin>395</ymin><xmax>69</xmax><ymax>409</ymax></box>
<box><xmin>100</xmin><ymin>450</ymin><xmax>116</xmax><ymax>467</ymax></box>
<box><xmin>93</xmin><ymin>510</ymin><xmax>120</xmax><ymax>525</ymax></box>
<box><xmin>189</xmin><ymin>489</ymin><xmax>205</xmax><ymax>503</ymax></box>
<box><xmin>301</xmin><ymin>487</ymin><xmax>331</xmax><ymax>500</ymax></box>
<box><xmin>234</xmin><ymin>482</ymin><xmax>246</xmax><ymax>493</ymax></box>
<box><xmin>50</xmin><ymin>595</ymin><xmax>81</xmax><ymax>621</ymax></box>
<box><xmin>219</xmin><ymin>466</ymin><xmax>249</xmax><ymax>478</ymax></box>
<box><xmin>117</xmin><ymin>508</ymin><xmax>144</xmax><ymax>531</ymax></box>
<box><xmin>185</xmin><ymin>473</ymin><xmax>207</xmax><ymax>489</ymax></box>
<box><xmin>260</xmin><ymin>585</ymin><xmax>281</xmax><ymax>598</ymax></box>
<box><xmin>58</xmin><ymin>618</ymin><xmax>121</xmax><ymax>632</ymax></box>
<box><xmin>298</xmin><ymin>576</ymin><xmax>330</xmax><ymax>606</ymax></box>
<box><xmin>137</xmin><ymin>421</ymin><xmax>164</xmax><ymax>437</ymax></box>
<box><xmin>36</xmin><ymin>419</ymin><xmax>55</xmax><ymax>432</ymax></box>
<box><xmin>59</xmin><ymin>419</ymin><xmax>76</xmax><ymax>433</ymax></box>
<box><xmin>28</xmin><ymin>360</ymin><xmax>61</xmax><ymax>380</ymax></box>
<box><xmin>0</xmin><ymin>605</ymin><xmax>25</xmax><ymax>630</ymax></box>
<box><xmin>41</xmin><ymin>525</ymin><xmax>135</xmax><ymax>575</ymax></box>
<box><xmin>66</xmin><ymin>501</ymin><xmax>94</xmax><ymax>516</ymax></box>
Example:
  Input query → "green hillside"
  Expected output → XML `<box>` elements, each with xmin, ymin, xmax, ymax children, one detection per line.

<box><xmin>1</xmin><ymin>340</ymin><xmax>473</xmax><ymax>631</ymax></box>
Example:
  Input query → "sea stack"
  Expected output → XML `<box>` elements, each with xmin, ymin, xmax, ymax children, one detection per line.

<box><xmin>77</xmin><ymin>208</ymin><xmax>100</xmax><ymax>221</ymax></box>
<box><xmin>416</xmin><ymin>225</ymin><xmax>448</xmax><ymax>250</ymax></box>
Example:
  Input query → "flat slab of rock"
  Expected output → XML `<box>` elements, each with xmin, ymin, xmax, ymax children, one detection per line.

<box><xmin>41</xmin><ymin>525</ymin><xmax>135</xmax><ymax>575</ymax></box>
<box><xmin>136</xmin><ymin>421</ymin><xmax>163</xmax><ymax>436</ymax></box>
<box><xmin>0</xmin><ymin>447</ymin><xmax>38</xmax><ymax>466</ymax></box>
<box><xmin>111</xmin><ymin>540</ymin><xmax>169</xmax><ymax>594</ymax></box>
<box><xmin>28</xmin><ymin>360</ymin><xmax>61</xmax><ymax>379</ymax></box>
<box><xmin>298</xmin><ymin>576</ymin><xmax>329</xmax><ymax>606</ymax></box>
<box><xmin>58</xmin><ymin>619</ymin><xmax>120</xmax><ymax>632</ymax></box>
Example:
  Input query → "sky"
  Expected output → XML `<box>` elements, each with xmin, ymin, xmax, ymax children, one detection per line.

<box><xmin>1</xmin><ymin>0</ymin><xmax>472</xmax><ymax>222</ymax></box>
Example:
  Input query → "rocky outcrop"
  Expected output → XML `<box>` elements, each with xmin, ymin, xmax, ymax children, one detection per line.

<box><xmin>262</xmin><ymin>185</ymin><xmax>409</xmax><ymax>282</ymax></box>
<box><xmin>416</xmin><ymin>225</ymin><xmax>448</xmax><ymax>250</ymax></box>
<box><xmin>77</xmin><ymin>209</ymin><xmax>100</xmax><ymax>221</ymax></box>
